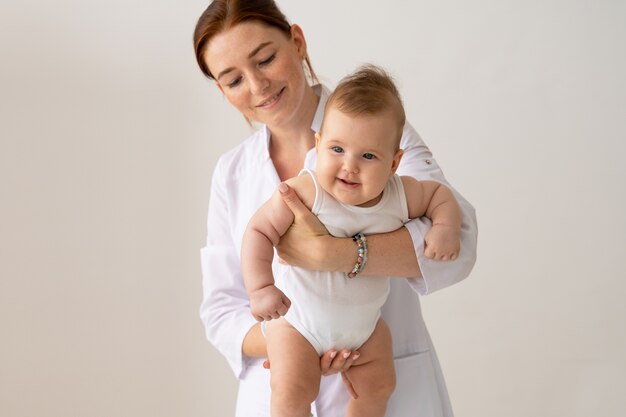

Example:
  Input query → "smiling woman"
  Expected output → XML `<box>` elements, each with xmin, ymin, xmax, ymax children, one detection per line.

<box><xmin>203</xmin><ymin>21</ymin><xmax>318</xmax><ymax>133</ymax></box>
<box><xmin>2</xmin><ymin>0</ymin><xmax>624</xmax><ymax>416</ymax></box>
<box><xmin>193</xmin><ymin>1</ymin><xmax>478</xmax><ymax>416</ymax></box>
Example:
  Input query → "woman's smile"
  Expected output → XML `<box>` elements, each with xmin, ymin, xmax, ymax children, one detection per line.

<box><xmin>204</xmin><ymin>21</ymin><xmax>317</xmax><ymax>128</ymax></box>
<box><xmin>256</xmin><ymin>87</ymin><xmax>285</xmax><ymax>109</ymax></box>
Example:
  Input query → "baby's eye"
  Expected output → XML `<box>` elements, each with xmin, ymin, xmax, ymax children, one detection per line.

<box><xmin>331</xmin><ymin>146</ymin><xmax>344</xmax><ymax>153</ymax></box>
<box><xmin>363</xmin><ymin>153</ymin><xmax>375</xmax><ymax>160</ymax></box>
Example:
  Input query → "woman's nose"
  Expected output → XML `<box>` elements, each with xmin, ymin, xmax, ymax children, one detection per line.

<box><xmin>249</xmin><ymin>71</ymin><xmax>270</xmax><ymax>95</ymax></box>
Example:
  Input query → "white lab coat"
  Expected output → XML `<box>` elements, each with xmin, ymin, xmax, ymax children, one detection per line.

<box><xmin>200</xmin><ymin>85</ymin><xmax>478</xmax><ymax>417</ymax></box>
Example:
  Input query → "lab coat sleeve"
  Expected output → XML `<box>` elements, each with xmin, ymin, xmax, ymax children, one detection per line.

<box><xmin>396</xmin><ymin>122</ymin><xmax>478</xmax><ymax>295</ymax></box>
<box><xmin>199</xmin><ymin>158</ymin><xmax>258</xmax><ymax>379</ymax></box>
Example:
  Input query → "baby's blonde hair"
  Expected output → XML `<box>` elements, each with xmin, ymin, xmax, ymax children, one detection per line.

<box><xmin>322</xmin><ymin>64</ymin><xmax>406</xmax><ymax>149</ymax></box>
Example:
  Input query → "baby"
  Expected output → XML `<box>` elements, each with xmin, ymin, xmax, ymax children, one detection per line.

<box><xmin>241</xmin><ymin>65</ymin><xmax>462</xmax><ymax>417</ymax></box>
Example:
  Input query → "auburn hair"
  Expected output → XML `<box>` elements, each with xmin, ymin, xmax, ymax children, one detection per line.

<box><xmin>193</xmin><ymin>0</ymin><xmax>316</xmax><ymax>83</ymax></box>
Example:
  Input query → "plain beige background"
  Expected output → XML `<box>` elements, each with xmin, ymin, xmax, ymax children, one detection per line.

<box><xmin>1</xmin><ymin>0</ymin><xmax>625</xmax><ymax>416</ymax></box>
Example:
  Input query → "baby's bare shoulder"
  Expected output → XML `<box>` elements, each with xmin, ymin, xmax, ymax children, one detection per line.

<box><xmin>284</xmin><ymin>173</ymin><xmax>316</xmax><ymax>210</ymax></box>
<box><xmin>400</xmin><ymin>175</ymin><xmax>421</xmax><ymax>193</ymax></box>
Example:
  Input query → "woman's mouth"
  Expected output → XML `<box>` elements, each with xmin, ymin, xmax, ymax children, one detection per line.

<box><xmin>257</xmin><ymin>88</ymin><xmax>285</xmax><ymax>108</ymax></box>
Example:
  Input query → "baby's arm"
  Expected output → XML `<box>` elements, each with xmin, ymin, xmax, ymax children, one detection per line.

<box><xmin>241</xmin><ymin>191</ymin><xmax>295</xmax><ymax>321</ymax></box>
<box><xmin>241</xmin><ymin>175</ymin><xmax>316</xmax><ymax>321</ymax></box>
<box><xmin>401</xmin><ymin>177</ymin><xmax>463</xmax><ymax>260</ymax></box>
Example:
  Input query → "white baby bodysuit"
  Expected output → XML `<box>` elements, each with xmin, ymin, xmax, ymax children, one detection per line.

<box><xmin>276</xmin><ymin>169</ymin><xmax>410</xmax><ymax>355</ymax></box>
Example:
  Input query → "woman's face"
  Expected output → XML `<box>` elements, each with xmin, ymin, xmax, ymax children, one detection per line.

<box><xmin>203</xmin><ymin>21</ymin><xmax>312</xmax><ymax>128</ymax></box>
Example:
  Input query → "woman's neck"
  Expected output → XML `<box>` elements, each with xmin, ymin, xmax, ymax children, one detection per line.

<box><xmin>269</xmin><ymin>130</ymin><xmax>315</xmax><ymax>181</ymax></box>
<box><xmin>268</xmin><ymin>87</ymin><xmax>320</xmax><ymax>181</ymax></box>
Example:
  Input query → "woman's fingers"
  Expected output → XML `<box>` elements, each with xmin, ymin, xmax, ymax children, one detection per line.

<box><xmin>278</xmin><ymin>182</ymin><xmax>327</xmax><ymax>233</ymax></box>
<box><xmin>339</xmin><ymin>350</ymin><xmax>360</xmax><ymax>372</ymax></box>
<box><xmin>320</xmin><ymin>348</ymin><xmax>360</xmax><ymax>375</ymax></box>
<box><xmin>278</xmin><ymin>182</ymin><xmax>309</xmax><ymax>219</ymax></box>
<box><xmin>341</xmin><ymin>372</ymin><xmax>359</xmax><ymax>399</ymax></box>
<box><xmin>320</xmin><ymin>349</ymin><xmax>338</xmax><ymax>374</ymax></box>
<box><xmin>276</xmin><ymin>182</ymin><xmax>333</xmax><ymax>270</ymax></box>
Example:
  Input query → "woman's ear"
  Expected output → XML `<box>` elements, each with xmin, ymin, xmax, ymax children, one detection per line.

<box><xmin>290</xmin><ymin>24</ymin><xmax>307</xmax><ymax>59</ymax></box>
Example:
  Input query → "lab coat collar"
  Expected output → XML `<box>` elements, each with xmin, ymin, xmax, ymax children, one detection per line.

<box><xmin>310</xmin><ymin>84</ymin><xmax>331</xmax><ymax>134</ymax></box>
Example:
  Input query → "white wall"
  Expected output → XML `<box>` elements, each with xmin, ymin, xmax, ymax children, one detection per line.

<box><xmin>1</xmin><ymin>1</ymin><xmax>625</xmax><ymax>416</ymax></box>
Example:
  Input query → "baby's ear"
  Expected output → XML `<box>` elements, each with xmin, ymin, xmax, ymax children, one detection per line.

<box><xmin>315</xmin><ymin>132</ymin><xmax>321</xmax><ymax>150</ymax></box>
<box><xmin>390</xmin><ymin>149</ymin><xmax>404</xmax><ymax>174</ymax></box>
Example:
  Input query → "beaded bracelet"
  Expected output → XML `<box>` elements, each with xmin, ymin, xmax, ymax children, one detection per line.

<box><xmin>347</xmin><ymin>232</ymin><xmax>368</xmax><ymax>279</ymax></box>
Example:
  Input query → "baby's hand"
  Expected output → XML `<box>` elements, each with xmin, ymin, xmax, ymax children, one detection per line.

<box><xmin>249</xmin><ymin>285</ymin><xmax>292</xmax><ymax>322</ymax></box>
<box><xmin>424</xmin><ymin>224</ymin><xmax>461</xmax><ymax>260</ymax></box>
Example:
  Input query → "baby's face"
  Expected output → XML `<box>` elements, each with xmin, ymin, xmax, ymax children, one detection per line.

<box><xmin>315</xmin><ymin>108</ymin><xmax>403</xmax><ymax>207</ymax></box>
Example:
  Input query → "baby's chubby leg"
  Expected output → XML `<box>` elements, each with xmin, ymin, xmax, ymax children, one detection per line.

<box><xmin>343</xmin><ymin>319</ymin><xmax>396</xmax><ymax>417</ymax></box>
<box><xmin>265</xmin><ymin>318</ymin><xmax>321</xmax><ymax>417</ymax></box>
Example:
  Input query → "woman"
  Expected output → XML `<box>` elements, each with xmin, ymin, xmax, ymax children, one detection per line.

<box><xmin>194</xmin><ymin>1</ymin><xmax>478</xmax><ymax>416</ymax></box>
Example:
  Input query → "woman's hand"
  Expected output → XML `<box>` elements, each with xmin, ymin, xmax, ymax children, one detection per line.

<box><xmin>276</xmin><ymin>183</ymin><xmax>352</xmax><ymax>272</ymax></box>
<box><xmin>321</xmin><ymin>349</ymin><xmax>361</xmax><ymax>399</ymax></box>
<box><xmin>263</xmin><ymin>348</ymin><xmax>361</xmax><ymax>399</ymax></box>
<box><xmin>320</xmin><ymin>348</ymin><xmax>360</xmax><ymax>376</ymax></box>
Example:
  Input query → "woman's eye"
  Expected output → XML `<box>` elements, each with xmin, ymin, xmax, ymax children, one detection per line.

<box><xmin>259</xmin><ymin>54</ymin><xmax>276</xmax><ymax>66</ymax></box>
<box><xmin>331</xmin><ymin>146</ymin><xmax>344</xmax><ymax>153</ymax></box>
<box><xmin>363</xmin><ymin>153</ymin><xmax>375</xmax><ymax>160</ymax></box>
<box><xmin>227</xmin><ymin>77</ymin><xmax>242</xmax><ymax>88</ymax></box>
